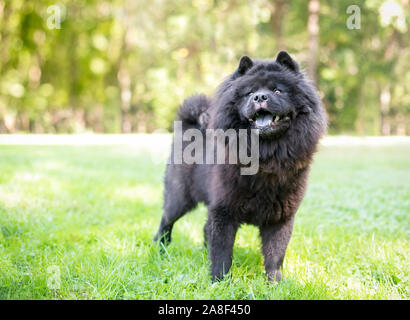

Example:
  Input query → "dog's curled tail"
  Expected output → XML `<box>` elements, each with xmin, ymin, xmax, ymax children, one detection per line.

<box><xmin>177</xmin><ymin>94</ymin><xmax>210</xmax><ymax>129</ymax></box>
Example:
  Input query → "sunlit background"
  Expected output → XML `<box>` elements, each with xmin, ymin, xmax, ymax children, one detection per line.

<box><xmin>0</xmin><ymin>0</ymin><xmax>408</xmax><ymax>135</ymax></box>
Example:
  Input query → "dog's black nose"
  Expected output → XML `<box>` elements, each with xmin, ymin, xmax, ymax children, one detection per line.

<box><xmin>253</xmin><ymin>92</ymin><xmax>268</xmax><ymax>103</ymax></box>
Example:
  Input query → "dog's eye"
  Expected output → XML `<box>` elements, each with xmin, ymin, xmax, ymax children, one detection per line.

<box><xmin>274</xmin><ymin>89</ymin><xmax>281</xmax><ymax>94</ymax></box>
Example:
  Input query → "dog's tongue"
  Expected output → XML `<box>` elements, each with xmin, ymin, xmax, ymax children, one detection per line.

<box><xmin>255</xmin><ymin>114</ymin><xmax>273</xmax><ymax>127</ymax></box>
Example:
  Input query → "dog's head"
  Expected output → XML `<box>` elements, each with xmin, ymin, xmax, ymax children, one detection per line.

<box><xmin>211</xmin><ymin>51</ymin><xmax>327</xmax><ymax>168</ymax></box>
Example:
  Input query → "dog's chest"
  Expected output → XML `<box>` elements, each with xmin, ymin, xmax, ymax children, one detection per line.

<box><xmin>232</xmin><ymin>179</ymin><xmax>286</xmax><ymax>225</ymax></box>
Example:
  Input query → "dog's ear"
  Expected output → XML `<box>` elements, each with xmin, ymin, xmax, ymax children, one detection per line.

<box><xmin>233</xmin><ymin>56</ymin><xmax>253</xmax><ymax>78</ymax></box>
<box><xmin>276</xmin><ymin>51</ymin><xmax>299</xmax><ymax>72</ymax></box>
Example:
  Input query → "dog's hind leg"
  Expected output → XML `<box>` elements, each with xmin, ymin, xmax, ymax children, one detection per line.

<box><xmin>154</xmin><ymin>172</ymin><xmax>196</xmax><ymax>247</ymax></box>
<box><xmin>154</xmin><ymin>196</ymin><xmax>195</xmax><ymax>247</ymax></box>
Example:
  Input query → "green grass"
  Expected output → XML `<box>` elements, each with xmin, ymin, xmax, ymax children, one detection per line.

<box><xmin>0</xmin><ymin>137</ymin><xmax>409</xmax><ymax>299</ymax></box>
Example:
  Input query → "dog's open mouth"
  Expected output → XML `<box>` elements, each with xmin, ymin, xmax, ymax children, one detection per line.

<box><xmin>250</xmin><ymin>110</ymin><xmax>291</xmax><ymax>127</ymax></box>
<box><xmin>253</xmin><ymin>111</ymin><xmax>290</xmax><ymax>127</ymax></box>
<box><xmin>249</xmin><ymin>109</ymin><xmax>292</xmax><ymax>137</ymax></box>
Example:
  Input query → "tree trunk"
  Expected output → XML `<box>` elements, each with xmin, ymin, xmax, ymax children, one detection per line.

<box><xmin>307</xmin><ymin>0</ymin><xmax>320</xmax><ymax>85</ymax></box>
<box><xmin>116</xmin><ymin>0</ymin><xmax>134</xmax><ymax>133</ymax></box>
<box><xmin>379</xmin><ymin>85</ymin><xmax>391</xmax><ymax>136</ymax></box>
<box><xmin>355</xmin><ymin>83</ymin><xmax>365</xmax><ymax>135</ymax></box>
<box><xmin>269</xmin><ymin>0</ymin><xmax>288</xmax><ymax>51</ymax></box>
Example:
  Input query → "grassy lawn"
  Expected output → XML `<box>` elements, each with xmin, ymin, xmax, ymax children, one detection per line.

<box><xmin>0</xmin><ymin>136</ymin><xmax>409</xmax><ymax>299</ymax></box>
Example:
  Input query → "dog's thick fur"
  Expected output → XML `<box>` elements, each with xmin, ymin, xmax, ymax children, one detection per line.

<box><xmin>154</xmin><ymin>51</ymin><xmax>327</xmax><ymax>282</ymax></box>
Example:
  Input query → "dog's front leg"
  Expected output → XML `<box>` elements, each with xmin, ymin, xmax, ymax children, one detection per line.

<box><xmin>207</xmin><ymin>207</ymin><xmax>238</xmax><ymax>282</ymax></box>
<box><xmin>259</xmin><ymin>216</ymin><xmax>295</xmax><ymax>282</ymax></box>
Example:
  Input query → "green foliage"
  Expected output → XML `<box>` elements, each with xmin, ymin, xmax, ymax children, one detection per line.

<box><xmin>0</xmin><ymin>138</ymin><xmax>409</xmax><ymax>299</ymax></box>
<box><xmin>0</xmin><ymin>0</ymin><xmax>409</xmax><ymax>134</ymax></box>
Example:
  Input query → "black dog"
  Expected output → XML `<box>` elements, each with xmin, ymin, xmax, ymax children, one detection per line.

<box><xmin>154</xmin><ymin>51</ymin><xmax>327</xmax><ymax>282</ymax></box>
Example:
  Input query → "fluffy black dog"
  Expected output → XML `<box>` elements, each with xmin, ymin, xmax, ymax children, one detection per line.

<box><xmin>154</xmin><ymin>51</ymin><xmax>327</xmax><ymax>282</ymax></box>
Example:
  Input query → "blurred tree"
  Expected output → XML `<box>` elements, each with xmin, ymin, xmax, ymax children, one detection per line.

<box><xmin>269</xmin><ymin>0</ymin><xmax>288</xmax><ymax>50</ymax></box>
<box><xmin>307</xmin><ymin>0</ymin><xmax>320</xmax><ymax>85</ymax></box>
<box><xmin>0</xmin><ymin>0</ymin><xmax>408</xmax><ymax>134</ymax></box>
